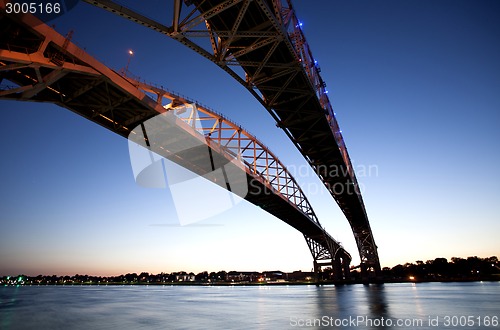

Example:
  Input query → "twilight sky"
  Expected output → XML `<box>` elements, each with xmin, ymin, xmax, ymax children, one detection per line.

<box><xmin>1</xmin><ymin>0</ymin><xmax>499</xmax><ymax>276</ymax></box>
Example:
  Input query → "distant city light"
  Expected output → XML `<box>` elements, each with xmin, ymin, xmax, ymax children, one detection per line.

<box><xmin>128</xmin><ymin>50</ymin><xmax>134</xmax><ymax>55</ymax></box>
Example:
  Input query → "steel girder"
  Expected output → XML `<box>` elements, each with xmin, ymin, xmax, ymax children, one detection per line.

<box><xmin>81</xmin><ymin>0</ymin><xmax>380</xmax><ymax>276</ymax></box>
<box><xmin>0</xmin><ymin>8</ymin><xmax>351</xmax><ymax>279</ymax></box>
<box><xmin>125</xmin><ymin>76</ymin><xmax>351</xmax><ymax>276</ymax></box>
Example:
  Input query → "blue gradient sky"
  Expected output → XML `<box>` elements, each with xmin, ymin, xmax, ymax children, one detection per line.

<box><xmin>1</xmin><ymin>0</ymin><xmax>499</xmax><ymax>276</ymax></box>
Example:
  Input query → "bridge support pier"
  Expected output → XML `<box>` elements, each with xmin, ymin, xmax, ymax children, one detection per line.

<box><xmin>305</xmin><ymin>235</ymin><xmax>351</xmax><ymax>282</ymax></box>
<box><xmin>313</xmin><ymin>260</ymin><xmax>320</xmax><ymax>282</ymax></box>
<box><xmin>332</xmin><ymin>258</ymin><xmax>342</xmax><ymax>281</ymax></box>
<box><xmin>359</xmin><ymin>262</ymin><xmax>382</xmax><ymax>282</ymax></box>
<box><xmin>312</xmin><ymin>256</ymin><xmax>350</xmax><ymax>282</ymax></box>
<box><xmin>343</xmin><ymin>258</ymin><xmax>351</xmax><ymax>281</ymax></box>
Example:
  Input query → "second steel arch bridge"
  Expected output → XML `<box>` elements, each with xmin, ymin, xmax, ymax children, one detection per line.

<box><xmin>82</xmin><ymin>0</ymin><xmax>381</xmax><ymax>276</ymax></box>
<box><xmin>0</xmin><ymin>8</ymin><xmax>351</xmax><ymax>280</ymax></box>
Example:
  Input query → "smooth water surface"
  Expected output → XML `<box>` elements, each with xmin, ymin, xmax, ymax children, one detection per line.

<box><xmin>1</xmin><ymin>282</ymin><xmax>499</xmax><ymax>329</ymax></box>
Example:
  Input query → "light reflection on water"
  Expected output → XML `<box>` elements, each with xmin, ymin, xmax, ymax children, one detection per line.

<box><xmin>1</xmin><ymin>282</ymin><xmax>499</xmax><ymax>329</ymax></box>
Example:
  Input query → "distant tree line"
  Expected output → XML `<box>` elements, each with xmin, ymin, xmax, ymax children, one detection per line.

<box><xmin>0</xmin><ymin>270</ymin><xmax>289</xmax><ymax>285</ymax></box>
<box><xmin>2</xmin><ymin>256</ymin><xmax>498</xmax><ymax>285</ymax></box>
<box><xmin>378</xmin><ymin>256</ymin><xmax>499</xmax><ymax>281</ymax></box>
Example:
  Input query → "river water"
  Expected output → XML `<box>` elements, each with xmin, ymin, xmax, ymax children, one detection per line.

<box><xmin>1</xmin><ymin>282</ymin><xmax>499</xmax><ymax>329</ymax></box>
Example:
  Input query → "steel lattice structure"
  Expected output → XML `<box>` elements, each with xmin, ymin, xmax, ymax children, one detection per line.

<box><xmin>126</xmin><ymin>77</ymin><xmax>352</xmax><ymax>278</ymax></box>
<box><xmin>82</xmin><ymin>0</ymin><xmax>381</xmax><ymax>276</ymax></box>
<box><xmin>135</xmin><ymin>79</ymin><xmax>318</xmax><ymax>220</ymax></box>
<box><xmin>0</xmin><ymin>8</ymin><xmax>352</xmax><ymax>280</ymax></box>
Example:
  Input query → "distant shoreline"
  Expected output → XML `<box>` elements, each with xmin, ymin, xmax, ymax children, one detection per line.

<box><xmin>3</xmin><ymin>277</ymin><xmax>499</xmax><ymax>287</ymax></box>
<box><xmin>3</xmin><ymin>256</ymin><xmax>498</xmax><ymax>286</ymax></box>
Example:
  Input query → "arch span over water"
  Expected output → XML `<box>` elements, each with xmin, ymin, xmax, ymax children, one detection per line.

<box><xmin>0</xmin><ymin>8</ymin><xmax>351</xmax><ymax>280</ymax></box>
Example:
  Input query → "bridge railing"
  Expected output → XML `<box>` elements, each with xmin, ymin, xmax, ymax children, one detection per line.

<box><xmin>0</xmin><ymin>43</ymin><xmax>33</xmax><ymax>54</ymax></box>
<box><xmin>279</xmin><ymin>0</ymin><xmax>358</xmax><ymax>183</ymax></box>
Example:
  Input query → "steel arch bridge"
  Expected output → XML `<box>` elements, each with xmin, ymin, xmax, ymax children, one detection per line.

<box><xmin>81</xmin><ymin>0</ymin><xmax>381</xmax><ymax>276</ymax></box>
<box><xmin>0</xmin><ymin>8</ymin><xmax>352</xmax><ymax>280</ymax></box>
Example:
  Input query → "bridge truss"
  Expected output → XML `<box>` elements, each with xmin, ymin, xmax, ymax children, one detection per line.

<box><xmin>82</xmin><ymin>0</ymin><xmax>381</xmax><ymax>276</ymax></box>
<box><xmin>131</xmin><ymin>78</ymin><xmax>352</xmax><ymax>278</ymax></box>
<box><xmin>0</xmin><ymin>8</ymin><xmax>351</xmax><ymax>280</ymax></box>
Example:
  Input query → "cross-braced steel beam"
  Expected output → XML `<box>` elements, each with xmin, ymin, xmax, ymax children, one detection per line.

<box><xmin>125</xmin><ymin>76</ymin><xmax>351</xmax><ymax>279</ymax></box>
<box><xmin>0</xmin><ymin>8</ymin><xmax>352</xmax><ymax>280</ymax></box>
<box><xmin>82</xmin><ymin>0</ymin><xmax>381</xmax><ymax>277</ymax></box>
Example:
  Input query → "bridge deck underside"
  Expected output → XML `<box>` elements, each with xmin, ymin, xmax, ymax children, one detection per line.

<box><xmin>192</xmin><ymin>0</ymin><xmax>377</xmax><ymax>266</ymax></box>
<box><xmin>0</xmin><ymin>16</ymin><xmax>157</xmax><ymax>136</ymax></box>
